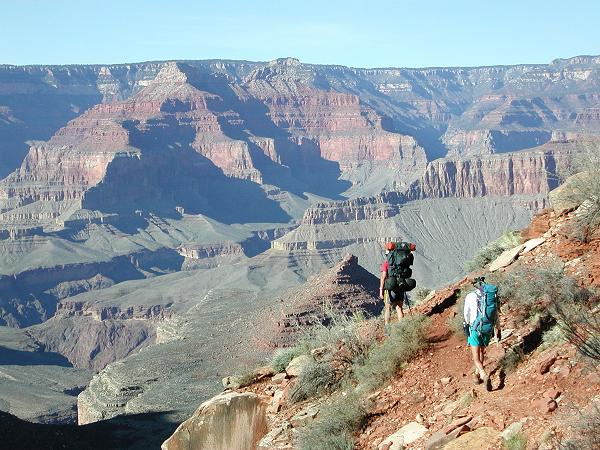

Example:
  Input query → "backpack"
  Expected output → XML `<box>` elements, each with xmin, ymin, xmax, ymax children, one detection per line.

<box><xmin>471</xmin><ymin>283</ymin><xmax>498</xmax><ymax>336</ymax></box>
<box><xmin>384</xmin><ymin>242</ymin><xmax>417</xmax><ymax>292</ymax></box>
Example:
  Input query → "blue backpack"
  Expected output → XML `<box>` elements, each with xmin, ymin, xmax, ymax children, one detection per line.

<box><xmin>472</xmin><ymin>283</ymin><xmax>498</xmax><ymax>336</ymax></box>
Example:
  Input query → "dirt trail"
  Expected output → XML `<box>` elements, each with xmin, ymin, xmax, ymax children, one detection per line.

<box><xmin>355</xmin><ymin>300</ymin><xmax>598</xmax><ymax>450</ymax></box>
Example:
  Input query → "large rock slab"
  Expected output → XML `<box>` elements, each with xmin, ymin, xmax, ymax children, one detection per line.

<box><xmin>442</xmin><ymin>426</ymin><xmax>500</xmax><ymax>450</ymax></box>
<box><xmin>379</xmin><ymin>421</ymin><xmax>428</xmax><ymax>449</ymax></box>
<box><xmin>161</xmin><ymin>392</ymin><xmax>269</xmax><ymax>450</ymax></box>
<box><xmin>488</xmin><ymin>244</ymin><xmax>525</xmax><ymax>272</ymax></box>
<box><xmin>519</xmin><ymin>237</ymin><xmax>545</xmax><ymax>254</ymax></box>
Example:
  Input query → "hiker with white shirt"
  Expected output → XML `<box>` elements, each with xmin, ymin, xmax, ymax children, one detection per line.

<box><xmin>463</xmin><ymin>276</ymin><xmax>501</xmax><ymax>391</ymax></box>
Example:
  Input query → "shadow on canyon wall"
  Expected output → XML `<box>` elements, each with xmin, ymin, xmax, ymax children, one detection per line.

<box><xmin>0</xmin><ymin>92</ymin><xmax>104</xmax><ymax>178</ymax></box>
<box><xmin>194</xmin><ymin>72</ymin><xmax>352</xmax><ymax>199</ymax></box>
<box><xmin>83</xmin><ymin>115</ymin><xmax>293</xmax><ymax>225</ymax></box>
<box><xmin>0</xmin><ymin>409</ymin><xmax>179</xmax><ymax>450</ymax></box>
<box><xmin>0</xmin><ymin>346</ymin><xmax>72</xmax><ymax>366</ymax></box>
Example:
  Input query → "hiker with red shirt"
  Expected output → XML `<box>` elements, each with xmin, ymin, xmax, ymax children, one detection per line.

<box><xmin>379</xmin><ymin>241</ymin><xmax>417</xmax><ymax>325</ymax></box>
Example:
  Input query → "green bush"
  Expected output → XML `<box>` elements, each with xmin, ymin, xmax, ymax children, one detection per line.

<box><xmin>354</xmin><ymin>314</ymin><xmax>429</xmax><ymax>391</ymax></box>
<box><xmin>560</xmin><ymin>402</ymin><xmax>600</xmax><ymax>449</ymax></box>
<box><xmin>500</xmin><ymin>347</ymin><xmax>524</xmax><ymax>372</ymax></box>
<box><xmin>297</xmin><ymin>306</ymin><xmax>381</xmax><ymax>371</ymax></box>
<box><xmin>553</xmin><ymin>292</ymin><xmax>600</xmax><ymax>363</ymax></box>
<box><xmin>504</xmin><ymin>432</ymin><xmax>527</xmax><ymax>450</ymax></box>
<box><xmin>465</xmin><ymin>230</ymin><xmax>522</xmax><ymax>271</ymax></box>
<box><xmin>413</xmin><ymin>287</ymin><xmax>432</xmax><ymax>304</ymax></box>
<box><xmin>538</xmin><ymin>325</ymin><xmax>567</xmax><ymax>352</ymax></box>
<box><xmin>297</xmin><ymin>392</ymin><xmax>368</xmax><ymax>450</ymax></box>
<box><xmin>271</xmin><ymin>343</ymin><xmax>310</xmax><ymax>373</ymax></box>
<box><xmin>289</xmin><ymin>360</ymin><xmax>341</xmax><ymax>403</ymax></box>
<box><xmin>492</xmin><ymin>264</ymin><xmax>586</xmax><ymax>323</ymax></box>
<box><xmin>448</xmin><ymin>293</ymin><xmax>466</xmax><ymax>337</ymax></box>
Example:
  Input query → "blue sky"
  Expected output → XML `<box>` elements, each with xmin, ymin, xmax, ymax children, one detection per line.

<box><xmin>2</xmin><ymin>0</ymin><xmax>599</xmax><ymax>68</ymax></box>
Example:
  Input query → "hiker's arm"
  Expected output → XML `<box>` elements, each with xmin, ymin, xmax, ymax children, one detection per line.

<box><xmin>379</xmin><ymin>271</ymin><xmax>386</xmax><ymax>299</ymax></box>
<box><xmin>495</xmin><ymin>309</ymin><xmax>501</xmax><ymax>339</ymax></box>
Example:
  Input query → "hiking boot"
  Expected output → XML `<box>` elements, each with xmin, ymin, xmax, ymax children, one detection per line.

<box><xmin>472</xmin><ymin>371</ymin><xmax>482</xmax><ymax>385</ymax></box>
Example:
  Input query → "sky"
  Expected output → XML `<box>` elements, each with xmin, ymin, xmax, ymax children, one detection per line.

<box><xmin>1</xmin><ymin>0</ymin><xmax>599</xmax><ymax>68</ymax></box>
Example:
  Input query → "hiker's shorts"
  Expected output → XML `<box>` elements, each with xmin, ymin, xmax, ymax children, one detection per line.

<box><xmin>467</xmin><ymin>328</ymin><xmax>492</xmax><ymax>347</ymax></box>
<box><xmin>384</xmin><ymin>290</ymin><xmax>404</xmax><ymax>307</ymax></box>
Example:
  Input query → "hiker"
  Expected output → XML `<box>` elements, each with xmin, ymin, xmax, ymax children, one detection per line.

<box><xmin>379</xmin><ymin>241</ymin><xmax>417</xmax><ymax>325</ymax></box>
<box><xmin>463</xmin><ymin>276</ymin><xmax>501</xmax><ymax>390</ymax></box>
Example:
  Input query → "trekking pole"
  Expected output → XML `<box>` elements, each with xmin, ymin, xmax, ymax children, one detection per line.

<box><xmin>405</xmin><ymin>292</ymin><xmax>412</xmax><ymax>316</ymax></box>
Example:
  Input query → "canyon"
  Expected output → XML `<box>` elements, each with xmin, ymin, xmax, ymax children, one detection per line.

<box><xmin>0</xmin><ymin>54</ymin><xmax>599</xmax><ymax>447</ymax></box>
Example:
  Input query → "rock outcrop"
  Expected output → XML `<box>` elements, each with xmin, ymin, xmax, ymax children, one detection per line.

<box><xmin>269</xmin><ymin>254</ymin><xmax>380</xmax><ymax>346</ymax></box>
<box><xmin>161</xmin><ymin>392</ymin><xmax>269</xmax><ymax>450</ymax></box>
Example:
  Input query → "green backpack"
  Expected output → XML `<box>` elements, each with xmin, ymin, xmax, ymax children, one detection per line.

<box><xmin>384</xmin><ymin>242</ymin><xmax>417</xmax><ymax>292</ymax></box>
<box><xmin>472</xmin><ymin>283</ymin><xmax>499</xmax><ymax>336</ymax></box>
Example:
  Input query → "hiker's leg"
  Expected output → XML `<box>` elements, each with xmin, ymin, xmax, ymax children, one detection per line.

<box><xmin>470</xmin><ymin>345</ymin><xmax>486</xmax><ymax>377</ymax></box>
<box><xmin>479</xmin><ymin>346</ymin><xmax>486</xmax><ymax>368</ymax></box>
<box><xmin>396</xmin><ymin>304</ymin><xmax>404</xmax><ymax>320</ymax></box>
<box><xmin>384</xmin><ymin>291</ymin><xmax>391</xmax><ymax>325</ymax></box>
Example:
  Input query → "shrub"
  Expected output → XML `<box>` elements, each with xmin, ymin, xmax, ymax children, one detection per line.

<box><xmin>354</xmin><ymin>314</ymin><xmax>429</xmax><ymax>391</ymax></box>
<box><xmin>271</xmin><ymin>343</ymin><xmax>310</xmax><ymax>373</ymax></box>
<box><xmin>413</xmin><ymin>287</ymin><xmax>432</xmax><ymax>305</ymax></box>
<box><xmin>492</xmin><ymin>264</ymin><xmax>585</xmax><ymax>323</ymax></box>
<box><xmin>236</xmin><ymin>369</ymin><xmax>259</xmax><ymax>388</ymax></box>
<box><xmin>289</xmin><ymin>360</ymin><xmax>341</xmax><ymax>403</ymax></box>
<box><xmin>538</xmin><ymin>325</ymin><xmax>567</xmax><ymax>352</ymax></box>
<box><xmin>559</xmin><ymin>402</ymin><xmax>600</xmax><ymax>449</ymax></box>
<box><xmin>500</xmin><ymin>346</ymin><xmax>524</xmax><ymax>372</ymax></box>
<box><xmin>465</xmin><ymin>230</ymin><xmax>522</xmax><ymax>271</ymax></box>
<box><xmin>448</xmin><ymin>293</ymin><xmax>466</xmax><ymax>337</ymax></box>
<box><xmin>297</xmin><ymin>392</ymin><xmax>368</xmax><ymax>450</ymax></box>
<box><xmin>504</xmin><ymin>432</ymin><xmax>527</xmax><ymax>450</ymax></box>
<box><xmin>553</xmin><ymin>293</ymin><xmax>600</xmax><ymax>363</ymax></box>
<box><xmin>297</xmin><ymin>305</ymin><xmax>382</xmax><ymax>371</ymax></box>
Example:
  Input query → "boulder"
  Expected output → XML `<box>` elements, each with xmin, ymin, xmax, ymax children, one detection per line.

<box><xmin>539</xmin><ymin>356</ymin><xmax>557</xmax><ymax>374</ymax></box>
<box><xmin>407</xmin><ymin>390</ymin><xmax>426</xmax><ymax>404</ymax></box>
<box><xmin>271</xmin><ymin>372</ymin><xmax>287</xmax><ymax>384</ymax></box>
<box><xmin>442</xmin><ymin>426</ymin><xmax>500</xmax><ymax>450</ymax></box>
<box><xmin>285</xmin><ymin>355</ymin><xmax>312</xmax><ymax>377</ymax></box>
<box><xmin>426</xmin><ymin>431</ymin><xmax>452</xmax><ymax>450</ymax></box>
<box><xmin>443</xmin><ymin>416</ymin><xmax>472</xmax><ymax>435</ymax></box>
<box><xmin>543</xmin><ymin>388</ymin><xmax>561</xmax><ymax>400</ymax></box>
<box><xmin>379</xmin><ymin>422</ymin><xmax>428</xmax><ymax>449</ymax></box>
<box><xmin>161</xmin><ymin>391</ymin><xmax>269</xmax><ymax>450</ymax></box>
<box><xmin>532</xmin><ymin>397</ymin><xmax>557</xmax><ymax>414</ymax></box>
<box><xmin>488</xmin><ymin>244</ymin><xmax>526</xmax><ymax>272</ymax></box>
